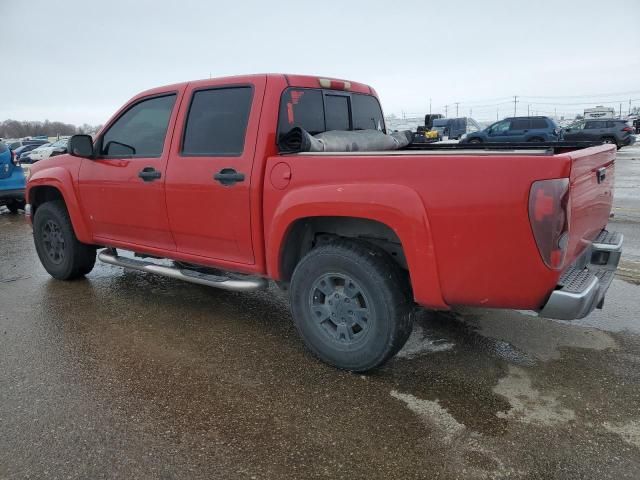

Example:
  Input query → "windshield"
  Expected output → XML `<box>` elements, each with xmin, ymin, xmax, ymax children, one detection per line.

<box><xmin>432</xmin><ymin>119</ymin><xmax>449</xmax><ymax>127</ymax></box>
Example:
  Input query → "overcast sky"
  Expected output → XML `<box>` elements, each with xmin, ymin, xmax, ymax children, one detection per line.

<box><xmin>1</xmin><ymin>0</ymin><xmax>639</xmax><ymax>124</ymax></box>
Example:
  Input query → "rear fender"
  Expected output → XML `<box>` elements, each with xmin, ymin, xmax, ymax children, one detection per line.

<box><xmin>267</xmin><ymin>183</ymin><xmax>447</xmax><ymax>309</ymax></box>
<box><xmin>27</xmin><ymin>167</ymin><xmax>92</xmax><ymax>244</ymax></box>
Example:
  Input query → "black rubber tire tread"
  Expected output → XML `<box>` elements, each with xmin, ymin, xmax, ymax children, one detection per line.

<box><xmin>469</xmin><ymin>138</ymin><xmax>483</xmax><ymax>144</ymax></box>
<box><xmin>33</xmin><ymin>200</ymin><xmax>96</xmax><ymax>280</ymax></box>
<box><xmin>290</xmin><ymin>239</ymin><xmax>414</xmax><ymax>372</ymax></box>
<box><xmin>6</xmin><ymin>202</ymin><xmax>19</xmax><ymax>214</ymax></box>
<box><xmin>601</xmin><ymin>136</ymin><xmax>619</xmax><ymax>148</ymax></box>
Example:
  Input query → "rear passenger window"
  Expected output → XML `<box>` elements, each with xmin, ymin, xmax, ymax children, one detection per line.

<box><xmin>530</xmin><ymin>118</ymin><xmax>548</xmax><ymax>129</ymax></box>
<box><xmin>101</xmin><ymin>94</ymin><xmax>176</xmax><ymax>157</ymax></box>
<box><xmin>510</xmin><ymin>119</ymin><xmax>531</xmax><ymax>130</ymax></box>
<box><xmin>182</xmin><ymin>87</ymin><xmax>253</xmax><ymax>156</ymax></box>
<box><xmin>324</xmin><ymin>95</ymin><xmax>350</xmax><ymax>131</ymax></box>
<box><xmin>585</xmin><ymin>121</ymin><xmax>606</xmax><ymax>129</ymax></box>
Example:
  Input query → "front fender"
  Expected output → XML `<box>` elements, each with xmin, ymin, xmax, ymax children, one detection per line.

<box><xmin>266</xmin><ymin>183</ymin><xmax>447</xmax><ymax>309</ymax></box>
<box><xmin>27</xmin><ymin>167</ymin><xmax>92</xmax><ymax>244</ymax></box>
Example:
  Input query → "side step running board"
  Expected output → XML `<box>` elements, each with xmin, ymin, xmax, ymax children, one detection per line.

<box><xmin>97</xmin><ymin>249</ymin><xmax>268</xmax><ymax>292</ymax></box>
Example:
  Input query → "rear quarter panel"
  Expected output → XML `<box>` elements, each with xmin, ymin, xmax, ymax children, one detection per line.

<box><xmin>264</xmin><ymin>151</ymin><xmax>572</xmax><ymax>310</ymax></box>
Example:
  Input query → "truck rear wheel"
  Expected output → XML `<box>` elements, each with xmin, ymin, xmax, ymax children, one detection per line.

<box><xmin>290</xmin><ymin>240</ymin><xmax>413</xmax><ymax>372</ymax></box>
<box><xmin>33</xmin><ymin>200</ymin><xmax>96</xmax><ymax>280</ymax></box>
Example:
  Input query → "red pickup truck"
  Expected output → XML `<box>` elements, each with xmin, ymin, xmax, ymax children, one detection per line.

<box><xmin>26</xmin><ymin>74</ymin><xmax>623</xmax><ymax>371</ymax></box>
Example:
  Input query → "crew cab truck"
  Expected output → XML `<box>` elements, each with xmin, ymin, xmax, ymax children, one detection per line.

<box><xmin>26</xmin><ymin>74</ymin><xmax>623</xmax><ymax>372</ymax></box>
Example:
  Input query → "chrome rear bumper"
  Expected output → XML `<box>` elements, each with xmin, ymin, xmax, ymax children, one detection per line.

<box><xmin>539</xmin><ymin>230</ymin><xmax>623</xmax><ymax>320</ymax></box>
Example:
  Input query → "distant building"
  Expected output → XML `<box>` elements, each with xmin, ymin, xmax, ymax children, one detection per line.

<box><xmin>584</xmin><ymin>106</ymin><xmax>616</xmax><ymax>119</ymax></box>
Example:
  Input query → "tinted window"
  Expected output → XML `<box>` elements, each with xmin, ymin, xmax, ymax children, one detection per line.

<box><xmin>491</xmin><ymin>120</ymin><xmax>510</xmax><ymax>134</ymax></box>
<box><xmin>182</xmin><ymin>87</ymin><xmax>253</xmax><ymax>156</ymax></box>
<box><xmin>278</xmin><ymin>89</ymin><xmax>324</xmax><ymax>136</ymax></box>
<box><xmin>352</xmin><ymin>94</ymin><xmax>384</xmax><ymax>131</ymax></box>
<box><xmin>585</xmin><ymin>121</ymin><xmax>605</xmax><ymax>129</ymax></box>
<box><xmin>101</xmin><ymin>94</ymin><xmax>176</xmax><ymax>157</ymax></box>
<box><xmin>510</xmin><ymin>119</ymin><xmax>530</xmax><ymax>130</ymax></box>
<box><xmin>530</xmin><ymin>118</ymin><xmax>548</xmax><ymax>129</ymax></box>
<box><xmin>325</xmin><ymin>95</ymin><xmax>350</xmax><ymax>131</ymax></box>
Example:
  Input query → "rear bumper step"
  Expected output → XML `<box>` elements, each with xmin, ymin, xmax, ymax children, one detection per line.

<box><xmin>97</xmin><ymin>249</ymin><xmax>268</xmax><ymax>292</ymax></box>
<box><xmin>539</xmin><ymin>230</ymin><xmax>623</xmax><ymax>320</ymax></box>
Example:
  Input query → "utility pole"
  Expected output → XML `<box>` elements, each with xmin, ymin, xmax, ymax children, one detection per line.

<box><xmin>445</xmin><ymin>105</ymin><xmax>448</xmax><ymax>117</ymax></box>
<box><xmin>513</xmin><ymin>95</ymin><xmax>518</xmax><ymax>116</ymax></box>
<box><xmin>527</xmin><ymin>104</ymin><xmax>530</xmax><ymax>116</ymax></box>
<box><xmin>455</xmin><ymin>102</ymin><xmax>459</xmax><ymax>117</ymax></box>
<box><xmin>496</xmin><ymin>108</ymin><xmax>499</xmax><ymax>121</ymax></box>
<box><xmin>629</xmin><ymin>98</ymin><xmax>632</xmax><ymax>116</ymax></box>
<box><xmin>469</xmin><ymin>108</ymin><xmax>472</xmax><ymax>116</ymax></box>
<box><xmin>620</xmin><ymin>103</ymin><xmax>623</xmax><ymax>118</ymax></box>
<box><xmin>429</xmin><ymin>98</ymin><xmax>432</xmax><ymax>115</ymax></box>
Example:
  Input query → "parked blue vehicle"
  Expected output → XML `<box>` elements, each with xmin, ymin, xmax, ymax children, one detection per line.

<box><xmin>461</xmin><ymin>116</ymin><xmax>560</xmax><ymax>144</ymax></box>
<box><xmin>0</xmin><ymin>141</ymin><xmax>26</xmax><ymax>214</ymax></box>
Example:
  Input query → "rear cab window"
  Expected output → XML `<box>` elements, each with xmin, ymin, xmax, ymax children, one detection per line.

<box><xmin>278</xmin><ymin>87</ymin><xmax>385</xmax><ymax>140</ymax></box>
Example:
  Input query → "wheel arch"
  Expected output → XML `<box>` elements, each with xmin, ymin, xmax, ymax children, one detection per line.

<box><xmin>28</xmin><ymin>169</ymin><xmax>92</xmax><ymax>244</ymax></box>
<box><xmin>266</xmin><ymin>183</ymin><xmax>447</xmax><ymax>309</ymax></box>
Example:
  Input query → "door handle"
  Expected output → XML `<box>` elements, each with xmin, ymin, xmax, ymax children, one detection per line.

<box><xmin>138</xmin><ymin>167</ymin><xmax>162</xmax><ymax>182</ymax></box>
<box><xmin>214</xmin><ymin>168</ymin><xmax>245</xmax><ymax>186</ymax></box>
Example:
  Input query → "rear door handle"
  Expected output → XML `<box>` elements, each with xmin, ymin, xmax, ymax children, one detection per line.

<box><xmin>596</xmin><ymin>167</ymin><xmax>606</xmax><ymax>183</ymax></box>
<box><xmin>214</xmin><ymin>168</ymin><xmax>245</xmax><ymax>186</ymax></box>
<box><xmin>138</xmin><ymin>167</ymin><xmax>162</xmax><ymax>182</ymax></box>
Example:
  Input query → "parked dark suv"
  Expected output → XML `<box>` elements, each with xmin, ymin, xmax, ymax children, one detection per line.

<box><xmin>562</xmin><ymin>119</ymin><xmax>636</xmax><ymax>149</ymax></box>
<box><xmin>461</xmin><ymin>116</ymin><xmax>559</xmax><ymax>143</ymax></box>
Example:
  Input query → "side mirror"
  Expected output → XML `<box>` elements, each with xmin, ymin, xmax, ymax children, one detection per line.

<box><xmin>68</xmin><ymin>134</ymin><xmax>94</xmax><ymax>158</ymax></box>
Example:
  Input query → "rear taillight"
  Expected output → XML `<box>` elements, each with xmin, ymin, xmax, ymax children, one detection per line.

<box><xmin>528</xmin><ymin>178</ymin><xmax>570</xmax><ymax>270</ymax></box>
<box><xmin>622</xmin><ymin>126</ymin><xmax>633</xmax><ymax>132</ymax></box>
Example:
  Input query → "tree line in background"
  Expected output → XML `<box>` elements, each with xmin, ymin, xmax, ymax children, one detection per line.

<box><xmin>0</xmin><ymin>119</ymin><xmax>103</xmax><ymax>139</ymax></box>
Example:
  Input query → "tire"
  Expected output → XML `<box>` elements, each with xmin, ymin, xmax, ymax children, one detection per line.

<box><xmin>469</xmin><ymin>138</ymin><xmax>483</xmax><ymax>144</ymax></box>
<box><xmin>601</xmin><ymin>137</ymin><xmax>618</xmax><ymax>148</ymax></box>
<box><xmin>6</xmin><ymin>202</ymin><xmax>20</xmax><ymax>214</ymax></box>
<box><xmin>290</xmin><ymin>240</ymin><xmax>413</xmax><ymax>372</ymax></box>
<box><xmin>33</xmin><ymin>200</ymin><xmax>96</xmax><ymax>280</ymax></box>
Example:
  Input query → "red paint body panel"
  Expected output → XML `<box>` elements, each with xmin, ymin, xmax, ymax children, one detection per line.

<box><xmin>26</xmin><ymin>74</ymin><xmax>616</xmax><ymax>312</ymax></box>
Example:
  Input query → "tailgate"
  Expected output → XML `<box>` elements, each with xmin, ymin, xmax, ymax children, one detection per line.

<box><xmin>565</xmin><ymin>144</ymin><xmax>616</xmax><ymax>265</ymax></box>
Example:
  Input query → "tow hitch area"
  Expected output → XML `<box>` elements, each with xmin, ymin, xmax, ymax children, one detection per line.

<box><xmin>539</xmin><ymin>230</ymin><xmax>623</xmax><ymax>320</ymax></box>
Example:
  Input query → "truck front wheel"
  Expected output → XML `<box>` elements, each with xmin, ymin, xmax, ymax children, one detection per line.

<box><xmin>33</xmin><ymin>200</ymin><xmax>96</xmax><ymax>280</ymax></box>
<box><xmin>290</xmin><ymin>240</ymin><xmax>413</xmax><ymax>372</ymax></box>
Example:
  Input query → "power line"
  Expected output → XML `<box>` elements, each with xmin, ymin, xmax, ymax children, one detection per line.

<box><xmin>520</xmin><ymin>89</ymin><xmax>640</xmax><ymax>99</ymax></box>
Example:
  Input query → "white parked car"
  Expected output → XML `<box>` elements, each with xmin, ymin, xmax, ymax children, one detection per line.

<box><xmin>25</xmin><ymin>138</ymin><xmax>68</xmax><ymax>162</ymax></box>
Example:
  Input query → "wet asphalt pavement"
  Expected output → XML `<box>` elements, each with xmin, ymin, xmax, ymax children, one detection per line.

<box><xmin>2</xmin><ymin>146</ymin><xmax>640</xmax><ymax>479</ymax></box>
